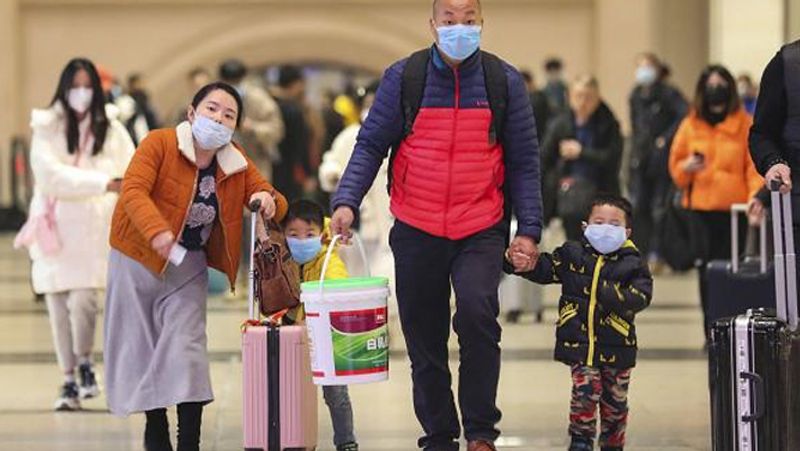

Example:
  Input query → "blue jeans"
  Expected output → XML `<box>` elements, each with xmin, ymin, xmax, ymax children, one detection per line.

<box><xmin>323</xmin><ymin>385</ymin><xmax>356</xmax><ymax>446</ymax></box>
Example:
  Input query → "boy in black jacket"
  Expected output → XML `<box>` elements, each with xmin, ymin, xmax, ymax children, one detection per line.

<box><xmin>507</xmin><ymin>194</ymin><xmax>653</xmax><ymax>451</ymax></box>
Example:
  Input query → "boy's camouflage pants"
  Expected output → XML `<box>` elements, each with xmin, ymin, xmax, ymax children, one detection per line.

<box><xmin>569</xmin><ymin>364</ymin><xmax>632</xmax><ymax>447</ymax></box>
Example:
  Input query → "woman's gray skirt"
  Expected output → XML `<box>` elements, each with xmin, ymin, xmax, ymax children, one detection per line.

<box><xmin>104</xmin><ymin>248</ymin><xmax>213</xmax><ymax>416</ymax></box>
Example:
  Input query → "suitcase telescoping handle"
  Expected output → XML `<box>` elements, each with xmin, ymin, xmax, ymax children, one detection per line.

<box><xmin>248</xmin><ymin>199</ymin><xmax>261</xmax><ymax>321</ymax></box>
<box><xmin>770</xmin><ymin>178</ymin><xmax>798</xmax><ymax>331</ymax></box>
<box><xmin>730</xmin><ymin>203</ymin><xmax>768</xmax><ymax>274</ymax></box>
<box><xmin>740</xmin><ymin>371</ymin><xmax>766</xmax><ymax>423</ymax></box>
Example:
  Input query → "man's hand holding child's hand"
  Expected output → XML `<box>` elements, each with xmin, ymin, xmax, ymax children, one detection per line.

<box><xmin>506</xmin><ymin>236</ymin><xmax>539</xmax><ymax>272</ymax></box>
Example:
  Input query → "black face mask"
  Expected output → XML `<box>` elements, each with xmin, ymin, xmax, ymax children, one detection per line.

<box><xmin>704</xmin><ymin>84</ymin><xmax>730</xmax><ymax>107</ymax></box>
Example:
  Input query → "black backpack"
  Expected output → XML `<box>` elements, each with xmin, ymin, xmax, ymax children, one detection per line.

<box><xmin>387</xmin><ymin>49</ymin><xmax>510</xmax><ymax>193</ymax></box>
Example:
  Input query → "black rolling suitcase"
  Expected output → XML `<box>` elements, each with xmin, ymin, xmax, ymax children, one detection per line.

<box><xmin>706</xmin><ymin>203</ymin><xmax>775</xmax><ymax>325</ymax></box>
<box><xmin>709</xmin><ymin>181</ymin><xmax>800</xmax><ymax>451</ymax></box>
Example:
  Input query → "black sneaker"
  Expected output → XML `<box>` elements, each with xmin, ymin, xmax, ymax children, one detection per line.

<box><xmin>78</xmin><ymin>363</ymin><xmax>100</xmax><ymax>399</ymax></box>
<box><xmin>336</xmin><ymin>442</ymin><xmax>359</xmax><ymax>451</ymax></box>
<box><xmin>54</xmin><ymin>382</ymin><xmax>81</xmax><ymax>411</ymax></box>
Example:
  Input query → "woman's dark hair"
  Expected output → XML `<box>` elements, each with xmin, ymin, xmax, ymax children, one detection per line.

<box><xmin>50</xmin><ymin>58</ymin><xmax>109</xmax><ymax>155</ymax></box>
<box><xmin>190</xmin><ymin>82</ymin><xmax>244</xmax><ymax>128</ymax></box>
<box><xmin>283</xmin><ymin>199</ymin><xmax>325</xmax><ymax>229</ymax></box>
<box><xmin>693</xmin><ymin>64</ymin><xmax>741</xmax><ymax>117</ymax></box>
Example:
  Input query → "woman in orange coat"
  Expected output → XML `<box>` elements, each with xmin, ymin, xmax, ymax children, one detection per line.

<box><xmin>669</xmin><ymin>64</ymin><xmax>763</xmax><ymax>338</ymax></box>
<box><xmin>103</xmin><ymin>82</ymin><xmax>288</xmax><ymax>450</ymax></box>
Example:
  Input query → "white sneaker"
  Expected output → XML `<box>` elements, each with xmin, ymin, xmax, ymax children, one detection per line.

<box><xmin>54</xmin><ymin>382</ymin><xmax>81</xmax><ymax>411</ymax></box>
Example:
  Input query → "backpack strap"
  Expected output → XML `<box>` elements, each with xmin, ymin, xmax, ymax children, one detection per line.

<box><xmin>387</xmin><ymin>49</ymin><xmax>431</xmax><ymax>193</ymax></box>
<box><xmin>480</xmin><ymin>51</ymin><xmax>508</xmax><ymax>146</ymax></box>
<box><xmin>401</xmin><ymin>49</ymin><xmax>431</xmax><ymax>138</ymax></box>
<box><xmin>480</xmin><ymin>51</ymin><xmax>513</xmax><ymax>229</ymax></box>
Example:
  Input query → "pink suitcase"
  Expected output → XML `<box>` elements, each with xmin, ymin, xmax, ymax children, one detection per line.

<box><xmin>243</xmin><ymin>201</ymin><xmax>318</xmax><ymax>451</ymax></box>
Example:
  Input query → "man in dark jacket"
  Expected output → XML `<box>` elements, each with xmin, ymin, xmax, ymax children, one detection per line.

<box><xmin>627</xmin><ymin>53</ymin><xmax>688</xmax><ymax>269</ymax></box>
<box><xmin>521</xmin><ymin>70</ymin><xmax>551</xmax><ymax>140</ymax></box>
<box><xmin>542</xmin><ymin>75</ymin><xmax>623</xmax><ymax>241</ymax></box>
<box><xmin>629</xmin><ymin>53</ymin><xmax>688</xmax><ymax>272</ymax></box>
<box><xmin>330</xmin><ymin>1</ymin><xmax>543</xmax><ymax>450</ymax></box>
<box><xmin>273</xmin><ymin>65</ymin><xmax>311</xmax><ymax>202</ymax></box>
<box><xmin>750</xmin><ymin>41</ymin><xmax>800</xmax><ymax>210</ymax></box>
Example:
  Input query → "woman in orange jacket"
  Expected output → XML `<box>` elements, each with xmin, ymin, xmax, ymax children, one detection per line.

<box><xmin>103</xmin><ymin>82</ymin><xmax>288</xmax><ymax>450</ymax></box>
<box><xmin>669</xmin><ymin>64</ymin><xmax>763</xmax><ymax>338</ymax></box>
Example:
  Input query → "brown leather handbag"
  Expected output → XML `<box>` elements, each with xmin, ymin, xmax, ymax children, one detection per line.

<box><xmin>253</xmin><ymin>215</ymin><xmax>301</xmax><ymax>316</ymax></box>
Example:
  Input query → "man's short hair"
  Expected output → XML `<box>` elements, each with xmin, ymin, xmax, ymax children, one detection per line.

<box><xmin>278</xmin><ymin>65</ymin><xmax>304</xmax><ymax>88</ymax></box>
<box><xmin>544</xmin><ymin>58</ymin><xmax>563</xmax><ymax>72</ymax></box>
<box><xmin>432</xmin><ymin>0</ymin><xmax>482</xmax><ymax>17</ymax></box>
<box><xmin>219</xmin><ymin>59</ymin><xmax>247</xmax><ymax>82</ymax></box>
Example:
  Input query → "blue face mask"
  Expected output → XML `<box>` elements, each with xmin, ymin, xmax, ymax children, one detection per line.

<box><xmin>287</xmin><ymin>237</ymin><xmax>323</xmax><ymax>265</ymax></box>
<box><xmin>191</xmin><ymin>114</ymin><xmax>234</xmax><ymax>150</ymax></box>
<box><xmin>584</xmin><ymin>224</ymin><xmax>627</xmax><ymax>255</ymax></box>
<box><xmin>436</xmin><ymin>24</ymin><xmax>482</xmax><ymax>61</ymax></box>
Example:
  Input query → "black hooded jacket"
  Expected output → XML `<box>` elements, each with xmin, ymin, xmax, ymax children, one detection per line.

<box><xmin>508</xmin><ymin>239</ymin><xmax>653</xmax><ymax>368</ymax></box>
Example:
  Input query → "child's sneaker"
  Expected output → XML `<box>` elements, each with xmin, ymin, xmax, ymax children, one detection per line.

<box><xmin>54</xmin><ymin>382</ymin><xmax>81</xmax><ymax>411</ymax></box>
<box><xmin>78</xmin><ymin>363</ymin><xmax>100</xmax><ymax>399</ymax></box>
<box><xmin>336</xmin><ymin>442</ymin><xmax>359</xmax><ymax>451</ymax></box>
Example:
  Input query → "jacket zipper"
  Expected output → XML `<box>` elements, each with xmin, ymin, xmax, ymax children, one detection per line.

<box><xmin>161</xmin><ymin>169</ymin><xmax>199</xmax><ymax>275</ymax></box>
<box><xmin>587</xmin><ymin>255</ymin><xmax>605</xmax><ymax>366</ymax></box>
<box><xmin>443</xmin><ymin>67</ymin><xmax>460</xmax><ymax>236</ymax></box>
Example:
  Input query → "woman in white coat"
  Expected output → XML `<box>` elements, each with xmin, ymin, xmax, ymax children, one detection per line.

<box><xmin>18</xmin><ymin>58</ymin><xmax>135</xmax><ymax>411</ymax></box>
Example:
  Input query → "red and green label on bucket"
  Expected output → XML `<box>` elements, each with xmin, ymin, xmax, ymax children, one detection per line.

<box><xmin>330</xmin><ymin>307</ymin><xmax>389</xmax><ymax>376</ymax></box>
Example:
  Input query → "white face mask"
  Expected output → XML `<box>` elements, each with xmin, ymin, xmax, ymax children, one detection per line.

<box><xmin>67</xmin><ymin>87</ymin><xmax>94</xmax><ymax>114</ymax></box>
<box><xmin>191</xmin><ymin>114</ymin><xmax>234</xmax><ymax>150</ymax></box>
<box><xmin>584</xmin><ymin>224</ymin><xmax>627</xmax><ymax>255</ymax></box>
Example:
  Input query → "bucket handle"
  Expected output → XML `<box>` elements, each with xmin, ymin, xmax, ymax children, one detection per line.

<box><xmin>318</xmin><ymin>234</ymin><xmax>370</xmax><ymax>299</ymax></box>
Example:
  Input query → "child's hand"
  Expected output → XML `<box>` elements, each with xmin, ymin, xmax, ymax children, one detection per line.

<box><xmin>505</xmin><ymin>249</ymin><xmax>534</xmax><ymax>272</ymax></box>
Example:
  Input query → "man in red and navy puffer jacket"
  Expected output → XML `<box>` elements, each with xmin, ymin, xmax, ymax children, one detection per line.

<box><xmin>330</xmin><ymin>1</ymin><xmax>542</xmax><ymax>450</ymax></box>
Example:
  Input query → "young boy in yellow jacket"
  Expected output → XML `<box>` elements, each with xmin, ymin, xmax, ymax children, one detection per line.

<box><xmin>283</xmin><ymin>199</ymin><xmax>358</xmax><ymax>451</ymax></box>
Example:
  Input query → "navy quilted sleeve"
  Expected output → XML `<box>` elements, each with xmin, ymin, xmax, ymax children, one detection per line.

<box><xmin>331</xmin><ymin>59</ymin><xmax>406</xmax><ymax>213</ymax></box>
<box><xmin>502</xmin><ymin>64</ymin><xmax>544</xmax><ymax>241</ymax></box>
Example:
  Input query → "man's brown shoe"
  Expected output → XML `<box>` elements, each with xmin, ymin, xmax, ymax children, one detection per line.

<box><xmin>467</xmin><ymin>440</ymin><xmax>497</xmax><ymax>451</ymax></box>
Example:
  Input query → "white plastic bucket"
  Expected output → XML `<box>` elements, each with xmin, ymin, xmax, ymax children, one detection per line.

<box><xmin>302</xmin><ymin>235</ymin><xmax>390</xmax><ymax>386</ymax></box>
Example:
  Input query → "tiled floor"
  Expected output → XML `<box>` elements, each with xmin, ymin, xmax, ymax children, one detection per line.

<box><xmin>0</xmin><ymin>233</ymin><xmax>712</xmax><ymax>450</ymax></box>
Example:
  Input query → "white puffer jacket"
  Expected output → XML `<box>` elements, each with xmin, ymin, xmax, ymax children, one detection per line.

<box><xmin>27</xmin><ymin>102</ymin><xmax>135</xmax><ymax>294</ymax></box>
